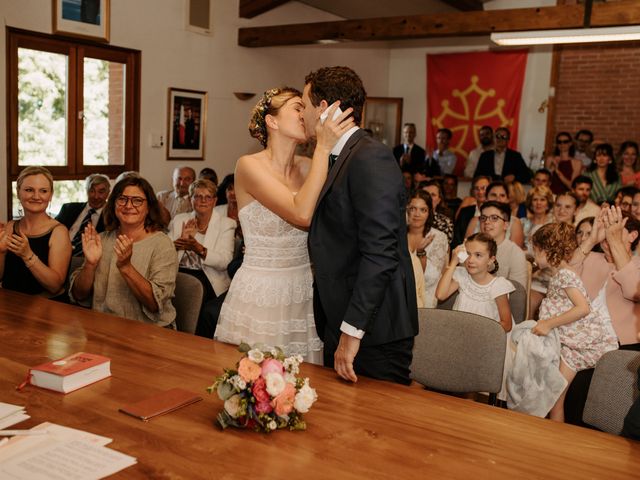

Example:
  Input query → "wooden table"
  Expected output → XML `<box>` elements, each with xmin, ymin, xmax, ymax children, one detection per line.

<box><xmin>0</xmin><ymin>290</ymin><xmax>638</xmax><ymax>479</ymax></box>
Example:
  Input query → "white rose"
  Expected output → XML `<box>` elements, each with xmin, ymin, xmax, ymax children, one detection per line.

<box><xmin>294</xmin><ymin>383</ymin><xmax>317</xmax><ymax>413</ymax></box>
<box><xmin>224</xmin><ymin>394</ymin><xmax>242</xmax><ymax>418</ymax></box>
<box><xmin>265</xmin><ymin>372</ymin><xmax>286</xmax><ymax>397</ymax></box>
<box><xmin>248</xmin><ymin>349</ymin><xmax>264</xmax><ymax>364</ymax></box>
<box><xmin>268</xmin><ymin>420</ymin><xmax>277</xmax><ymax>431</ymax></box>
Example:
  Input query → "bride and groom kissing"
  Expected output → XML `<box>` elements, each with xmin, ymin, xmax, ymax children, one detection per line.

<box><xmin>214</xmin><ymin>66</ymin><xmax>418</xmax><ymax>385</ymax></box>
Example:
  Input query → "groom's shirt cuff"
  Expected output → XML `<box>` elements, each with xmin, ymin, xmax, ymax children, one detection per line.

<box><xmin>340</xmin><ymin>322</ymin><xmax>365</xmax><ymax>339</ymax></box>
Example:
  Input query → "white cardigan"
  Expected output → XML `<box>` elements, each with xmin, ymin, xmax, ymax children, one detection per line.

<box><xmin>169</xmin><ymin>210</ymin><xmax>237</xmax><ymax>296</ymax></box>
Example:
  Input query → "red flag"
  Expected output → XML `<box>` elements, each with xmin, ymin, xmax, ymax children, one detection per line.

<box><xmin>426</xmin><ymin>50</ymin><xmax>528</xmax><ymax>176</ymax></box>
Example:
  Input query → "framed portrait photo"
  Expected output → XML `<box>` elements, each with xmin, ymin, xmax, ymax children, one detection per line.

<box><xmin>167</xmin><ymin>88</ymin><xmax>207</xmax><ymax>160</ymax></box>
<box><xmin>52</xmin><ymin>0</ymin><xmax>110</xmax><ymax>42</ymax></box>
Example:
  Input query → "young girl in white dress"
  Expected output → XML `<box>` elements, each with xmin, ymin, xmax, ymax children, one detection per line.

<box><xmin>530</xmin><ymin>222</ymin><xmax>618</xmax><ymax>422</ymax></box>
<box><xmin>214</xmin><ymin>87</ymin><xmax>355</xmax><ymax>364</ymax></box>
<box><xmin>436</xmin><ymin>232</ymin><xmax>514</xmax><ymax>399</ymax></box>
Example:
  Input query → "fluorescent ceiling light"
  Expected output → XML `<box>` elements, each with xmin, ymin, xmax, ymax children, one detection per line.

<box><xmin>491</xmin><ymin>26</ymin><xmax>640</xmax><ymax>46</ymax></box>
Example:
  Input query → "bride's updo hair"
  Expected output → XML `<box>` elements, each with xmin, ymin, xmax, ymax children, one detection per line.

<box><xmin>249</xmin><ymin>87</ymin><xmax>301</xmax><ymax>147</ymax></box>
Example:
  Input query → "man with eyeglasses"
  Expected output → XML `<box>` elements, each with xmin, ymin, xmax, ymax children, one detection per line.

<box><xmin>574</xmin><ymin>129</ymin><xmax>594</xmax><ymax>169</ymax></box>
<box><xmin>465</xmin><ymin>125</ymin><xmax>494</xmax><ymax>179</ymax></box>
<box><xmin>478</xmin><ymin>200</ymin><xmax>528</xmax><ymax>289</ymax></box>
<box><xmin>473</xmin><ymin>127</ymin><xmax>531</xmax><ymax>185</ymax></box>
<box><xmin>156</xmin><ymin>166</ymin><xmax>196</xmax><ymax>219</ymax></box>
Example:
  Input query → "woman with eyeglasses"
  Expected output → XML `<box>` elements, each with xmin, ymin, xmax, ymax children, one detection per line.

<box><xmin>168</xmin><ymin>179</ymin><xmax>236</xmax><ymax>334</ymax></box>
<box><xmin>0</xmin><ymin>166</ymin><xmax>71</xmax><ymax>298</ymax></box>
<box><xmin>406</xmin><ymin>190</ymin><xmax>448</xmax><ymax>308</ymax></box>
<box><xmin>70</xmin><ymin>176</ymin><xmax>179</xmax><ymax>327</ymax></box>
<box><xmin>546</xmin><ymin>131</ymin><xmax>582</xmax><ymax>195</ymax></box>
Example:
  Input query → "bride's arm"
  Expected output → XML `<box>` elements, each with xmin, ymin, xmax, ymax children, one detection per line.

<box><xmin>237</xmin><ymin>104</ymin><xmax>354</xmax><ymax>227</ymax></box>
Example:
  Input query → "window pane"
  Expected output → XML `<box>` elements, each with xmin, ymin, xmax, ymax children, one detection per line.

<box><xmin>11</xmin><ymin>180</ymin><xmax>85</xmax><ymax>219</ymax></box>
<box><xmin>83</xmin><ymin>58</ymin><xmax>126</xmax><ymax>165</ymax></box>
<box><xmin>17</xmin><ymin>48</ymin><xmax>68</xmax><ymax>166</ymax></box>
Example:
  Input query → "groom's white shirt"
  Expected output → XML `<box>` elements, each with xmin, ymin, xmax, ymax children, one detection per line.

<box><xmin>326</xmin><ymin>125</ymin><xmax>366</xmax><ymax>340</ymax></box>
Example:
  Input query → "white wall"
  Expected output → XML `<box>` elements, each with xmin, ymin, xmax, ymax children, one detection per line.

<box><xmin>0</xmin><ymin>0</ymin><xmax>391</xmax><ymax>219</ymax></box>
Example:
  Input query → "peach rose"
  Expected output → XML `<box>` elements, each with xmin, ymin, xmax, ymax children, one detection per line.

<box><xmin>271</xmin><ymin>383</ymin><xmax>296</xmax><ymax>416</ymax></box>
<box><xmin>238</xmin><ymin>357</ymin><xmax>261</xmax><ymax>382</ymax></box>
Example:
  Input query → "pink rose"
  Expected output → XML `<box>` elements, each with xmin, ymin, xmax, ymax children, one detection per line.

<box><xmin>238</xmin><ymin>357</ymin><xmax>261</xmax><ymax>382</ymax></box>
<box><xmin>255</xmin><ymin>401</ymin><xmax>273</xmax><ymax>414</ymax></box>
<box><xmin>252</xmin><ymin>377</ymin><xmax>270</xmax><ymax>404</ymax></box>
<box><xmin>261</xmin><ymin>358</ymin><xmax>284</xmax><ymax>378</ymax></box>
<box><xmin>271</xmin><ymin>383</ymin><xmax>296</xmax><ymax>416</ymax></box>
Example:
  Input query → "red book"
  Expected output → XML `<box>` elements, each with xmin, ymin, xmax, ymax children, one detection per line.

<box><xmin>29</xmin><ymin>352</ymin><xmax>111</xmax><ymax>393</ymax></box>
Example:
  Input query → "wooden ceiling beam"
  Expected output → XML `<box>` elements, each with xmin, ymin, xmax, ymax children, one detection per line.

<box><xmin>439</xmin><ymin>0</ymin><xmax>484</xmax><ymax>12</ymax></box>
<box><xmin>238</xmin><ymin>1</ymin><xmax>640</xmax><ymax>47</ymax></box>
<box><xmin>239</xmin><ymin>0</ymin><xmax>290</xmax><ymax>19</ymax></box>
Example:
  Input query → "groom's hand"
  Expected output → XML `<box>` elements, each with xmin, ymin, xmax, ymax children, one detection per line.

<box><xmin>334</xmin><ymin>333</ymin><xmax>361</xmax><ymax>383</ymax></box>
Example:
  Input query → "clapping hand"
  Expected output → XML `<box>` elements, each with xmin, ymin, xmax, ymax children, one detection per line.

<box><xmin>82</xmin><ymin>223</ymin><xmax>103</xmax><ymax>266</ymax></box>
<box><xmin>602</xmin><ymin>205</ymin><xmax>626</xmax><ymax>244</ymax></box>
<box><xmin>174</xmin><ymin>236</ymin><xmax>199</xmax><ymax>252</ymax></box>
<box><xmin>181</xmin><ymin>219</ymin><xmax>197</xmax><ymax>239</ymax></box>
<box><xmin>586</xmin><ymin>212</ymin><xmax>606</xmax><ymax>247</ymax></box>
<box><xmin>7</xmin><ymin>230</ymin><xmax>33</xmax><ymax>260</ymax></box>
<box><xmin>114</xmin><ymin>234</ymin><xmax>134</xmax><ymax>269</ymax></box>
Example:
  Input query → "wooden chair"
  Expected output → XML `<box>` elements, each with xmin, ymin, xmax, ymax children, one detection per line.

<box><xmin>583</xmin><ymin>350</ymin><xmax>640</xmax><ymax>435</ymax></box>
<box><xmin>411</xmin><ymin>308</ymin><xmax>506</xmax><ymax>405</ymax></box>
<box><xmin>172</xmin><ymin>272</ymin><xmax>203</xmax><ymax>334</ymax></box>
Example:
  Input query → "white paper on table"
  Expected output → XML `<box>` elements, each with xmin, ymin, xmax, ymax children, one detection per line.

<box><xmin>0</xmin><ymin>403</ymin><xmax>25</xmax><ymax>420</ymax></box>
<box><xmin>0</xmin><ymin>412</ymin><xmax>30</xmax><ymax>430</ymax></box>
<box><xmin>30</xmin><ymin>423</ymin><xmax>112</xmax><ymax>446</ymax></box>
<box><xmin>0</xmin><ymin>439</ymin><xmax>136</xmax><ymax>480</ymax></box>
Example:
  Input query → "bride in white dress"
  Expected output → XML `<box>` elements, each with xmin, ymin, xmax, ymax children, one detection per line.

<box><xmin>214</xmin><ymin>87</ymin><xmax>354</xmax><ymax>364</ymax></box>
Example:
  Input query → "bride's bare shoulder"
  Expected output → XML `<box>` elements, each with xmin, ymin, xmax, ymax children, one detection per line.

<box><xmin>237</xmin><ymin>152</ymin><xmax>268</xmax><ymax>172</ymax></box>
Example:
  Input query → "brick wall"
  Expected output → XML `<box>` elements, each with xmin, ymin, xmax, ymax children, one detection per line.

<box><xmin>553</xmin><ymin>41</ymin><xmax>640</xmax><ymax>153</ymax></box>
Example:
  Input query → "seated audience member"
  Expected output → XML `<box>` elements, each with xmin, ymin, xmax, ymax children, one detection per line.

<box><xmin>573</xmin><ymin>175</ymin><xmax>601</xmax><ymax>225</ymax></box>
<box><xmin>436</xmin><ymin>233</ymin><xmax>514</xmax><ymax>400</ymax></box>
<box><xmin>574</xmin><ymin>129</ymin><xmax>594</xmax><ymax>170</ymax></box>
<box><xmin>157</xmin><ymin>166</ymin><xmax>196</xmax><ymax>218</ymax></box>
<box><xmin>215</xmin><ymin>174</ymin><xmax>240</xmax><ymax>226</ymax></box>
<box><xmin>56</xmin><ymin>173</ymin><xmax>110</xmax><ymax>257</ymax></box>
<box><xmin>452</xmin><ymin>175</ymin><xmax>490</xmax><ymax>248</ymax></box>
<box><xmin>474</xmin><ymin>127</ymin><xmax>532</xmax><ymax>185</ymax></box>
<box><xmin>522</xmin><ymin>186</ymin><xmax>554</xmax><ymax>253</ymax></box>
<box><xmin>70</xmin><ymin>176</ymin><xmax>178</xmax><ymax>327</ymax></box>
<box><xmin>432</xmin><ymin>128</ymin><xmax>458</xmax><ymax>175</ymax></box>
<box><xmin>553</xmin><ymin>191</ymin><xmax>578</xmax><ymax>225</ymax></box>
<box><xmin>465</xmin><ymin>181</ymin><xmax>524</xmax><ymax>248</ymax></box>
<box><xmin>532</xmin><ymin>168</ymin><xmax>552</xmax><ymax>189</ymax></box>
<box><xmin>614</xmin><ymin>185</ymin><xmax>639</xmax><ymax>214</ymax></box>
<box><xmin>632</xmin><ymin>190</ymin><xmax>640</xmax><ymax>222</ymax></box>
<box><xmin>508</xmin><ymin>181</ymin><xmax>527</xmax><ymax>219</ymax></box>
<box><xmin>401</xmin><ymin>165</ymin><xmax>414</xmax><ymax>195</ymax></box>
<box><xmin>478</xmin><ymin>201</ymin><xmax>528</xmax><ymax>289</ymax></box>
<box><xmin>586</xmin><ymin>143</ymin><xmax>621</xmax><ymax>205</ymax></box>
<box><xmin>115</xmin><ymin>170</ymin><xmax>141</xmax><ymax>183</ymax></box>
<box><xmin>169</xmin><ymin>179</ymin><xmax>236</xmax><ymax>336</ymax></box>
<box><xmin>575</xmin><ymin>217</ymin><xmax>602</xmax><ymax>254</ymax></box>
<box><xmin>0</xmin><ymin>167</ymin><xmax>71</xmax><ymax>298</ymax></box>
<box><xmin>407</xmin><ymin>190</ymin><xmax>448</xmax><ymax>308</ymax></box>
<box><xmin>442</xmin><ymin>174</ymin><xmax>462</xmax><ymax>217</ymax></box>
<box><xmin>465</xmin><ymin>125</ymin><xmax>494</xmax><ymax>179</ymax></box>
<box><xmin>393</xmin><ymin>123</ymin><xmax>426</xmax><ymax>172</ymax></box>
<box><xmin>419</xmin><ymin>180</ymin><xmax>453</xmax><ymax>243</ymax></box>
<box><xmin>617</xmin><ymin>141</ymin><xmax>640</xmax><ymax>188</ymax></box>
<box><xmin>564</xmin><ymin>207</ymin><xmax>640</xmax><ymax>425</ymax></box>
<box><xmin>198</xmin><ymin>167</ymin><xmax>218</xmax><ymax>185</ymax></box>
<box><xmin>546</xmin><ymin>131</ymin><xmax>582</xmax><ymax>195</ymax></box>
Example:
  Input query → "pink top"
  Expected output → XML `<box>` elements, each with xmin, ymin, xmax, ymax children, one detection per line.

<box><xmin>620</xmin><ymin>170</ymin><xmax>640</xmax><ymax>188</ymax></box>
<box><xmin>570</xmin><ymin>252</ymin><xmax>640</xmax><ymax>345</ymax></box>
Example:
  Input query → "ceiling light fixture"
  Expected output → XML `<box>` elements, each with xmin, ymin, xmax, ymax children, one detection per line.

<box><xmin>491</xmin><ymin>26</ymin><xmax>640</xmax><ymax>46</ymax></box>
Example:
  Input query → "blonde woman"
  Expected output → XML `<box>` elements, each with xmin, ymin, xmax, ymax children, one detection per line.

<box><xmin>0</xmin><ymin>166</ymin><xmax>71</xmax><ymax>297</ymax></box>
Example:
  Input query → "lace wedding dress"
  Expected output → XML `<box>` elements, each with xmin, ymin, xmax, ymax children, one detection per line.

<box><xmin>215</xmin><ymin>200</ymin><xmax>323</xmax><ymax>364</ymax></box>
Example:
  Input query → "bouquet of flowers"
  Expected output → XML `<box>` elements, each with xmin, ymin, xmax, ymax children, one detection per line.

<box><xmin>207</xmin><ymin>343</ymin><xmax>318</xmax><ymax>433</ymax></box>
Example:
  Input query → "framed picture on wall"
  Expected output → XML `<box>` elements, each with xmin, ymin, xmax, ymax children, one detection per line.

<box><xmin>361</xmin><ymin>97</ymin><xmax>403</xmax><ymax>147</ymax></box>
<box><xmin>167</xmin><ymin>88</ymin><xmax>207</xmax><ymax>160</ymax></box>
<box><xmin>52</xmin><ymin>0</ymin><xmax>111</xmax><ymax>42</ymax></box>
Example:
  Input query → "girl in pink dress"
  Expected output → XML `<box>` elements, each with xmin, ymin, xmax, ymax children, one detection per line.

<box><xmin>531</xmin><ymin>222</ymin><xmax>618</xmax><ymax>422</ymax></box>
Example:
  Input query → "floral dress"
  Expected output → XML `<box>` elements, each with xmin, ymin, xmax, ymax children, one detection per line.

<box><xmin>538</xmin><ymin>268</ymin><xmax>618</xmax><ymax>371</ymax></box>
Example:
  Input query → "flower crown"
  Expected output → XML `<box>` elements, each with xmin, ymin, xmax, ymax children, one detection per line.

<box><xmin>249</xmin><ymin>88</ymin><xmax>282</xmax><ymax>148</ymax></box>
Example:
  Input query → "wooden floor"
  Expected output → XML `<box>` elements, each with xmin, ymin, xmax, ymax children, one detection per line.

<box><xmin>0</xmin><ymin>289</ymin><xmax>638</xmax><ymax>479</ymax></box>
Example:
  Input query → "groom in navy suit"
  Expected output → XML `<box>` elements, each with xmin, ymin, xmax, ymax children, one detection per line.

<box><xmin>304</xmin><ymin>67</ymin><xmax>418</xmax><ymax>385</ymax></box>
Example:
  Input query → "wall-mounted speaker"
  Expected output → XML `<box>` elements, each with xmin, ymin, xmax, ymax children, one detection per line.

<box><xmin>186</xmin><ymin>0</ymin><xmax>212</xmax><ymax>36</ymax></box>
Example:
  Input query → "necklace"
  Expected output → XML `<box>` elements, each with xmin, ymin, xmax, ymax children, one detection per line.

<box><xmin>196</xmin><ymin>220</ymin><xmax>208</xmax><ymax>234</ymax></box>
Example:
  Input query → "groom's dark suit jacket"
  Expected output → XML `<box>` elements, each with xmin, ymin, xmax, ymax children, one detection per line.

<box><xmin>309</xmin><ymin>129</ymin><xmax>418</xmax><ymax>355</ymax></box>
